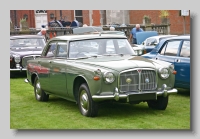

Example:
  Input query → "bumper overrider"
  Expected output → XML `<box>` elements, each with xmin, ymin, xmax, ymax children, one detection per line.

<box><xmin>92</xmin><ymin>84</ymin><xmax>178</xmax><ymax>102</ymax></box>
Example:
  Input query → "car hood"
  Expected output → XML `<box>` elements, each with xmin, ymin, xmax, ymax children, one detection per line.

<box><xmin>136</xmin><ymin>31</ymin><xmax>158</xmax><ymax>45</ymax></box>
<box><xmin>10</xmin><ymin>46</ymin><xmax>43</xmax><ymax>56</ymax></box>
<box><xmin>76</xmin><ymin>55</ymin><xmax>160</xmax><ymax>72</ymax></box>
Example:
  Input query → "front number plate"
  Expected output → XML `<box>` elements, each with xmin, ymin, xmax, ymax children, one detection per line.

<box><xmin>128</xmin><ymin>93</ymin><xmax>156</xmax><ymax>102</ymax></box>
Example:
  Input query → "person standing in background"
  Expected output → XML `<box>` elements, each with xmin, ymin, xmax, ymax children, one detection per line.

<box><xmin>129</xmin><ymin>24</ymin><xmax>143</xmax><ymax>44</ymax></box>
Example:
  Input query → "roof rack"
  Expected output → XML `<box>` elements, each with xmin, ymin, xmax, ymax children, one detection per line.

<box><xmin>73</xmin><ymin>26</ymin><xmax>103</xmax><ymax>35</ymax></box>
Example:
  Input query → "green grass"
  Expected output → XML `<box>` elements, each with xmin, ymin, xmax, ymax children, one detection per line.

<box><xmin>10</xmin><ymin>76</ymin><xmax>190</xmax><ymax>129</ymax></box>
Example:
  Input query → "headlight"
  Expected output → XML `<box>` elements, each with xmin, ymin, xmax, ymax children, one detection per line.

<box><xmin>138</xmin><ymin>50</ymin><xmax>143</xmax><ymax>55</ymax></box>
<box><xmin>159</xmin><ymin>68</ymin><xmax>169</xmax><ymax>79</ymax></box>
<box><xmin>134</xmin><ymin>50</ymin><xmax>138</xmax><ymax>55</ymax></box>
<box><xmin>134</xmin><ymin>50</ymin><xmax>143</xmax><ymax>56</ymax></box>
<box><xmin>103</xmin><ymin>72</ymin><xmax>115</xmax><ymax>83</ymax></box>
<box><xmin>13</xmin><ymin>54</ymin><xmax>21</xmax><ymax>63</ymax></box>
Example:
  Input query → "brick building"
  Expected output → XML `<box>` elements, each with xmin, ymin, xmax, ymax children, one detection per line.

<box><xmin>10</xmin><ymin>10</ymin><xmax>190</xmax><ymax>35</ymax></box>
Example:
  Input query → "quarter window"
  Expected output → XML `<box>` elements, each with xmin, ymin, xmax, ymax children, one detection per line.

<box><xmin>46</xmin><ymin>42</ymin><xmax>57</xmax><ymax>57</ymax></box>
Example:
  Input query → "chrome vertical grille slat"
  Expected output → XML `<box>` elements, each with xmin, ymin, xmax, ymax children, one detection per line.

<box><xmin>119</xmin><ymin>69</ymin><xmax>156</xmax><ymax>92</ymax></box>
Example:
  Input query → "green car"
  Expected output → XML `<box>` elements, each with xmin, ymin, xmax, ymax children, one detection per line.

<box><xmin>24</xmin><ymin>33</ymin><xmax>178</xmax><ymax>117</ymax></box>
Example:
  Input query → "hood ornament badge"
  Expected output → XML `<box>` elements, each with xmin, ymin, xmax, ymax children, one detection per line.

<box><xmin>126</xmin><ymin>78</ymin><xmax>132</xmax><ymax>84</ymax></box>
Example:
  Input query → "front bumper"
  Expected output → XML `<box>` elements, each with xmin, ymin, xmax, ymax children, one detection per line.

<box><xmin>10</xmin><ymin>68</ymin><xmax>27</xmax><ymax>72</ymax></box>
<box><xmin>92</xmin><ymin>84</ymin><xmax>178</xmax><ymax>102</ymax></box>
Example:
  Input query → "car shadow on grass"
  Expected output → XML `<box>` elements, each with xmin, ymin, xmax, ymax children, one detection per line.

<box><xmin>10</xmin><ymin>71</ymin><xmax>27</xmax><ymax>78</ymax></box>
<box><xmin>176</xmin><ymin>88</ymin><xmax>190</xmax><ymax>97</ymax></box>
<box><xmin>44</xmin><ymin>96</ymin><xmax>166</xmax><ymax>117</ymax></box>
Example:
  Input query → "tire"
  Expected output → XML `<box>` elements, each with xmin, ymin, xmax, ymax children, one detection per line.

<box><xmin>147</xmin><ymin>96</ymin><xmax>168</xmax><ymax>110</ymax></box>
<box><xmin>78</xmin><ymin>83</ymin><xmax>98</xmax><ymax>117</ymax></box>
<box><xmin>34</xmin><ymin>76</ymin><xmax>49</xmax><ymax>101</ymax></box>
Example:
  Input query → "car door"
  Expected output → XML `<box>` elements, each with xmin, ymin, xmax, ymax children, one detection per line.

<box><xmin>48</xmin><ymin>41</ymin><xmax>68</xmax><ymax>98</ymax></box>
<box><xmin>174</xmin><ymin>40</ymin><xmax>190</xmax><ymax>89</ymax></box>
<box><xmin>37</xmin><ymin>41</ymin><xmax>56</xmax><ymax>92</ymax></box>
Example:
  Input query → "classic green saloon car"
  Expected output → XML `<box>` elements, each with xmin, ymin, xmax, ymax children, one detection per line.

<box><xmin>24</xmin><ymin>33</ymin><xmax>178</xmax><ymax>117</ymax></box>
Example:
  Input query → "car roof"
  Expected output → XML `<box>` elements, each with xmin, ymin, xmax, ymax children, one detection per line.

<box><xmin>146</xmin><ymin>35</ymin><xmax>178</xmax><ymax>40</ymax></box>
<box><xmin>50</xmin><ymin>34</ymin><xmax>127</xmax><ymax>41</ymax></box>
<box><xmin>162</xmin><ymin>35</ymin><xmax>190</xmax><ymax>41</ymax></box>
<box><xmin>10</xmin><ymin>35</ymin><xmax>44</xmax><ymax>39</ymax></box>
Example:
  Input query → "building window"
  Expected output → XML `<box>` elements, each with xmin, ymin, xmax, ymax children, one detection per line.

<box><xmin>35</xmin><ymin>10</ymin><xmax>47</xmax><ymax>13</ymax></box>
<box><xmin>74</xmin><ymin>10</ymin><xmax>83</xmax><ymax>24</ymax></box>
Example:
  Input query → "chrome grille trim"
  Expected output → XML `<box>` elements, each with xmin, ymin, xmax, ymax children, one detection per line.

<box><xmin>22</xmin><ymin>55</ymin><xmax>40</xmax><ymax>68</ymax></box>
<box><xmin>119</xmin><ymin>68</ymin><xmax>157</xmax><ymax>92</ymax></box>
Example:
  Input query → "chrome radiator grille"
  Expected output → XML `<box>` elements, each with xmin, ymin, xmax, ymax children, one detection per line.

<box><xmin>22</xmin><ymin>55</ymin><xmax>40</xmax><ymax>68</ymax></box>
<box><xmin>119</xmin><ymin>69</ymin><xmax>156</xmax><ymax>92</ymax></box>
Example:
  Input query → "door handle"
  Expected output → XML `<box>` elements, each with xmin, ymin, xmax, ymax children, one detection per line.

<box><xmin>175</xmin><ymin>59</ymin><xmax>181</xmax><ymax>63</ymax></box>
<box><xmin>155</xmin><ymin>57</ymin><xmax>158</xmax><ymax>60</ymax></box>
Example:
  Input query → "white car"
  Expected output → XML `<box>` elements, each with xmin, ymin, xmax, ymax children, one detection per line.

<box><xmin>138</xmin><ymin>35</ymin><xmax>178</xmax><ymax>54</ymax></box>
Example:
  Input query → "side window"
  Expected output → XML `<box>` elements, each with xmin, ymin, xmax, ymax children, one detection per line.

<box><xmin>46</xmin><ymin>42</ymin><xmax>57</xmax><ymax>57</ymax></box>
<box><xmin>56</xmin><ymin>42</ymin><xmax>68</xmax><ymax>58</ymax></box>
<box><xmin>161</xmin><ymin>41</ymin><xmax>181</xmax><ymax>56</ymax></box>
<box><xmin>180</xmin><ymin>40</ymin><xmax>190</xmax><ymax>57</ymax></box>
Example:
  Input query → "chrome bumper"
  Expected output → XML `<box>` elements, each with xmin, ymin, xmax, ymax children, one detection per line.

<box><xmin>92</xmin><ymin>84</ymin><xmax>178</xmax><ymax>102</ymax></box>
<box><xmin>10</xmin><ymin>68</ymin><xmax>26</xmax><ymax>72</ymax></box>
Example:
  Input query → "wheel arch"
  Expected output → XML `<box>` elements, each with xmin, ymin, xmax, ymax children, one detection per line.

<box><xmin>73</xmin><ymin>76</ymin><xmax>88</xmax><ymax>102</ymax></box>
<box><xmin>30</xmin><ymin>72</ymin><xmax>39</xmax><ymax>85</ymax></box>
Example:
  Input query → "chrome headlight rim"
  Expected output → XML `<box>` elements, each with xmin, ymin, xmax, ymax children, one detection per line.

<box><xmin>13</xmin><ymin>54</ymin><xmax>21</xmax><ymax>63</ymax></box>
<box><xmin>103</xmin><ymin>72</ymin><xmax>115</xmax><ymax>83</ymax></box>
<box><xmin>158</xmin><ymin>67</ymin><xmax>170</xmax><ymax>79</ymax></box>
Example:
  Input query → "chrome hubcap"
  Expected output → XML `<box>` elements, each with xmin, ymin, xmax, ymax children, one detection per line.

<box><xmin>35</xmin><ymin>81</ymin><xmax>41</xmax><ymax>99</ymax></box>
<box><xmin>80</xmin><ymin>90</ymin><xmax>89</xmax><ymax>113</ymax></box>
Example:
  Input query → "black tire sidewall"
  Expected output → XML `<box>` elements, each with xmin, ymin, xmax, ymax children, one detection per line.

<box><xmin>147</xmin><ymin>96</ymin><xmax>168</xmax><ymax>110</ymax></box>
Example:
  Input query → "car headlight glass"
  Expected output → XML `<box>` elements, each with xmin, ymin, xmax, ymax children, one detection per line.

<box><xmin>13</xmin><ymin>55</ymin><xmax>21</xmax><ymax>63</ymax></box>
<box><xmin>138</xmin><ymin>50</ymin><xmax>143</xmax><ymax>55</ymax></box>
<box><xmin>103</xmin><ymin>72</ymin><xmax>115</xmax><ymax>83</ymax></box>
<box><xmin>134</xmin><ymin>50</ymin><xmax>138</xmax><ymax>55</ymax></box>
<box><xmin>159</xmin><ymin>68</ymin><xmax>169</xmax><ymax>79</ymax></box>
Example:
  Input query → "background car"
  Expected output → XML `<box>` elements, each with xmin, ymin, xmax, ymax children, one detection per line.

<box><xmin>10</xmin><ymin>35</ymin><xmax>46</xmax><ymax>76</ymax></box>
<box><xmin>142</xmin><ymin>35</ymin><xmax>190</xmax><ymax>89</ymax></box>
<box><xmin>24</xmin><ymin>32</ymin><xmax>177</xmax><ymax>117</ymax></box>
<box><xmin>136</xmin><ymin>35</ymin><xmax>178</xmax><ymax>54</ymax></box>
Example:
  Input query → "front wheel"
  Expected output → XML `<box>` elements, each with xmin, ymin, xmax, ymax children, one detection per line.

<box><xmin>78</xmin><ymin>83</ymin><xmax>98</xmax><ymax>117</ymax></box>
<box><xmin>34</xmin><ymin>76</ymin><xmax>49</xmax><ymax>101</ymax></box>
<box><xmin>147</xmin><ymin>96</ymin><xmax>168</xmax><ymax>110</ymax></box>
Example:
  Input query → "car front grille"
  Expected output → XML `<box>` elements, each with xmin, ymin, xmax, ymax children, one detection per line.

<box><xmin>22</xmin><ymin>55</ymin><xmax>40</xmax><ymax>68</ymax></box>
<box><xmin>119</xmin><ymin>69</ymin><xmax>157</xmax><ymax>92</ymax></box>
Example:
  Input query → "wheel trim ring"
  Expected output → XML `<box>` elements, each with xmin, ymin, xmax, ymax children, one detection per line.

<box><xmin>35</xmin><ymin>81</ymin><xmax>41</xmax><ymax>99</ymax></box>
<box><xmin>80</xmin><ymin>90</ymin><xmax>89</xmax><ymax>114</ymax></box>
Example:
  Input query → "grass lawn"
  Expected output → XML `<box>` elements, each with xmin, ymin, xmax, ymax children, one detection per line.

<box><xmin>10</xmin><ymin>75</ymin><xmax>190</xmax><ymax>129</ymax></box>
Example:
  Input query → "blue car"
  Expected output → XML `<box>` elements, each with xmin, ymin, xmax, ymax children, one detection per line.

<box><xmin>142</xmin><ymin>35</ymin><xmax>190</xmax><ymax>89</ymax></box>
